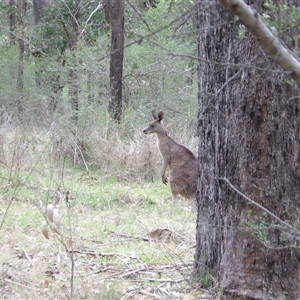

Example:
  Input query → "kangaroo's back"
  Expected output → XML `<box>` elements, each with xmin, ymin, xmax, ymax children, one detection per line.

<box><xmin>143</xmin><ymin>110</ymin><xmax>197</xmax><ymax>201</ymax></box>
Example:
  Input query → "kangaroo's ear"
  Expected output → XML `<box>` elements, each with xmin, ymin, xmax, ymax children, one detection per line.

<box><xmin>157</xmin><ymin>111</ymin><xmax>164</xmax><ymax>122</ymax></box>
<box><xmin>152</xmin><ymin>110</ymin><xmax>158</xmax><ymax>120</ymax></box>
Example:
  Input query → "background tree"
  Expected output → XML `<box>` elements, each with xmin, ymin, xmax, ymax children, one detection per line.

<box><xmin>31</xmin><ymin>0</ymin><xmax>100</xmax><ymax>118</ymax></box>
<box><xmin>33</xmin><ymin>0</ymin><xmax>55</xmax><ymax>24</ymax></box>
<box><xmin>68</xmin><ymin>0</ymin><xmax>82</xmax><ymax>120</ymax></box>
<box><xmin>195</xmin><ymin>1</ymin><xmax>300</xmax><ymax>299</ymax></box>
<box><xmin>5</xmin><ymin>0</ymin><xmax>28</xmax><ymax>115</ymax></box>
<box><xmin>108</xmin><ymin>0</ymin><xmax>125</xmax><ymax>122</ymax></box>
<box><xmin>1</xmin><ymin>0</ymin><xmax>196</xmax><ymax>124</ymax></box>
<box><xmin>16</xmin><ymin>0</ymin><xmax>27</xmax><ymax>115</ymax></box>
<box><xmin>9</xmin><ymin>0</ymin><xmax>17</xmax><ymax>44</ymax></box>
<box><xmin>32</xmin><ymin>0</ymin><xmax>58</xmax><ymax>110</ymax></box>
<box><xmin>0</xmin><ymin>0</ymin><xmax>198</xmax><ymax>170</ymax></box>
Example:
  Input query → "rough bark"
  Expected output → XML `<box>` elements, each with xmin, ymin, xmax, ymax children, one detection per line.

<box><xmin>219</xmin><ymin>0</ymin><xmax>300</xmax><ymax>86</ymax></box>
<box><xmin>195</xmin><ymin>1</ymin><xmax>300</xmax><ymax>299</ymax></box>
<box><xmin>108</xmin><ymin>0</ymin><xmax>125</xmax><ymax>122</ymax></box>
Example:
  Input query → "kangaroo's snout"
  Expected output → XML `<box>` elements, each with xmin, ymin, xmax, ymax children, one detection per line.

<box><xmin>143</xmin><ymin>126</ymin><xmax>153</xmax><ymax>134</ymax></box>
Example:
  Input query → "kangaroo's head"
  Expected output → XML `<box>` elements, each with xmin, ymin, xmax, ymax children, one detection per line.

<box><xmin>143</xmin><ymin>110</ymin><xmax>166</xmax><ymax>135</ymax></box>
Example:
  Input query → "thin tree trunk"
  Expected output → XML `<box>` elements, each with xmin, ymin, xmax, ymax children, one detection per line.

<box><xmin>87</xmin><ymin>72</ymin><xmax>94</xmax><ymax>103</ymax></box>
<box><xmin>33</xmin><ymin>0</ymin><xmax>42</xmax><ymax>24</ymax></box>
<box><xmin>69</xmin><ymin>0</ymin><xmax>81</xmax><ymax>121</ymax></box>
<box><xmin>9</xmin><ymin>0</ymin><xmax>17</xmax><ymax>44</ymax></box>
<box><xmin>16</xmin><ymin>0</ymin><xmax>27</xmax><ymax>115</ymax></box>
<box><xmin>108</xmin><ymin>0</ymin><xmax>125</xmax><ymax>122</ymax></box>
<box><xmin>102</xmin><ymin>0</ymin><xmax>110</xmax><ymax>24</ymax></box>
<box><xmin>33</xmin><ymin>0</ymin><xmax>55</xmax><ymax>24</ymax></box>
<box><xmin>195</xmin><ymin>1</ymin><xmax>300</xmax><ymax>299</ymax></box>
<box><xmin>69</xmin><ymin>70</ymin><xmax>80</xmax><ymax>115</ymax></box>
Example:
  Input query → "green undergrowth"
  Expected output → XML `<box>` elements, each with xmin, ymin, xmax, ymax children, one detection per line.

<box><xmin>0</xmin><ymin>162</ymin><xmax>172</xmax><ymax>208</ymax></box>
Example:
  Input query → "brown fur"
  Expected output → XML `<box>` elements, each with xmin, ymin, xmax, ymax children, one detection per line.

<box><xmin>143</xmin><ymin>110</ymin><xmax>198</xmax><ymax>201</ymax></box>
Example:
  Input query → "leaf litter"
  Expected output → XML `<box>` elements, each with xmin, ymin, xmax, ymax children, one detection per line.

<box><xmin>0</xmin><ymin>195</ymin><xmax>214</xmax><ymax>299</ymax></box>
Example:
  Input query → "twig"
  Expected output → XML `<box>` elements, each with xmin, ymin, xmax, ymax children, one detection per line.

<box><xmin>121</xmin><ymin>291</ymin><xmax>136</xmax><ymax>300</ymax></box>
<box><xmin>61</xmin><ymin>0</ymin><xmax>80</xmax><ymax>34</ymax></box>
<box><xmin>70</xmin><ymin>135</ymin><xmax>89</xmax><ymax>173</ymax></box>
<box><xmin>119</xmin><ymin>267</ymin><xmax>147</xmax><ymax>278</ymax></box>
<box><xmin>288</xmin><ymin>95</ymin><xmax>300</xmax><ymax>100</ymax></box>
<box><xmin>130</xmin><ymin>278</ymin><xmax>184</xmax><ymax>283</ymax></box>
<box><xmin>66</xmin><ymin>205</ymin><xmax>75</xmax><ymax>300</ymax></box>
<box><xmin>75</xmin><ymin>266</ymin><xmax>115</xmax><ymax>277</ymax></box>
<box><xmin>5</xmin><ymin>278</ymin><xmax>41</xmax><ymax>292</ymax></box>
<box><xmin>168</xmin><ymin>52</ymin><xmax>291</xmax><ymax>74</ymax></box>
<box><xmin>222</xmin><ymin>176</ymin><xmax>300</xmax><ymax>238</ymax></box>
<box><xmin>258</xmin><ymin>237</ymin><xmax>300</xmax><ymax>250</ymax></box>
<box><xmin>71</xmin><ymin>249</ymin><xmax>124</xmax><ymax>257</ymax></box>
<box><xmin>158</xmin><ymin>286</ymin><xmax>171</xmax><ymax>296</ymax></box>
<box><xmin>139</xmin><ymin>289</ymin><xmax>160</xmax><ymax>299</ymax></box>
<box><xmin>71</xmin><ymin>249</ymin><xmax>142</xmax><ymax>265</ymax></box>
<box><xmin>99</xmin><ymin>271</ymin><xmax>128</xmax><ymax>280</ymax></box>
<box><xmin>127</xmin><ymin>0</ymin><xmax>151</xmax><ymax>31</ymax></box>
<box><xmin>21</xmin><ymin>248</ymin><xmax>31</xmax><ymax>261</ymax></box>
<box><xmin>0</xmin><ymin>25</ymin><xmax>50</xmax><ymax>58</ymax></box>
<box><xmin>109</xmin><ymin>230</ymin><xmax>150</xmax><ymax>242</ymax></box>
<box><xmin>79</xmin><ymin>2</ymin><xmax>102</xmax><ymax>39</ymax></box>
<box><xmin>79</xmin><ymin>236</ymin><xmax>103</xmax><ymax>244</ymax></box>
<box><xmin>0</xmin><ymin>156</ymin><xmax>40</xmax><ymax>230</ymax></box>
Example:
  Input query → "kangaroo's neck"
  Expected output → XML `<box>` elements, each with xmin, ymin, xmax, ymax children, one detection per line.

<box><xmin>156</xmin><ymin>131</ymin><xmax>169</xmax><ymax>141</ymax></box>
<box><xmin>156</xmin><ymin>131</ymin><xmax>173</xmax><ymax>150</ymax></box>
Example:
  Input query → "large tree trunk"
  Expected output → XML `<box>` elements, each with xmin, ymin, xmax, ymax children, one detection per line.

<box><xmin>108</xmin><ymin>0</ymin><xmax>125</xmax><ymax>122</ymax></box>
<box><xmin>195</xmin><ymin>1</ymin><xmax>300</xmax><ymax>299</ymax></box>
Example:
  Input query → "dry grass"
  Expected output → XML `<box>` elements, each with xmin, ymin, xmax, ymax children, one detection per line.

<box><xmin>0</xmin><ymin>196</ymin><xmax>199</xmax><ymax>300</ymax></box>
<box><xmin>0</xmin><ymin>120</ymin><xmax>210</xmax><ymax>299</ymax></box>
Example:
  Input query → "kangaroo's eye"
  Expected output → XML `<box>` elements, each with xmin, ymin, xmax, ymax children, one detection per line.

<box><xmin>150</xmin><ymin>125</ymin><xmax>154</xmax><ymax>128</ymax></box>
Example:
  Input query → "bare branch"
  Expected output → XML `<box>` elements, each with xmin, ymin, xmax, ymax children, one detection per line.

<box><xmin>78</xmin><ymin>2</ymin><xmax>102</xmax><ymax>40</ymax></box>
<box><xmin>219</xmin><ymin>0</ymin><xmax>300</xmax><ymax>86</ymax></box>
<box><xmin>222</xmin><ymin>177</ymin><xmax>300</xmax><ymax>239</ymax></box>
<box><xmin>167</xmin><ymin>52</ymin><xmax>290</xmax><ymax>74</ymax></box>
<box><xmin>127</xmin><ymin>0</ymin><xmax>151</xmax><ymax>31</ymax></box>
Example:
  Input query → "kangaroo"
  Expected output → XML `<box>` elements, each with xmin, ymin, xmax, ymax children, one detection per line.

<box><xmin>143</xmin><ymin>110</ymin><xmax>198</xmax><ymax>201</ymax></box>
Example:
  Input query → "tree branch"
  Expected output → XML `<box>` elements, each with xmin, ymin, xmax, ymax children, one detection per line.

<box><xmin>222</xmin><ymin>177</ymin><xmax>300</xmax><ymax>240</ymax></box>
<box><xmin>219</xmin><ymin>0</ymin><xmax>300</xmax><ymax>86</ymax></box>
<box><xmin>78</xmin><ymin>2</ymin><xmax>102</xmax><ymax>40</ymax></box>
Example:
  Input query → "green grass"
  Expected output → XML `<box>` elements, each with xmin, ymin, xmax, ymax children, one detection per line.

<box><xmin>0</xmin><ymin>151</ymin><xmax>198</xmax><ymax>299</ymax></box>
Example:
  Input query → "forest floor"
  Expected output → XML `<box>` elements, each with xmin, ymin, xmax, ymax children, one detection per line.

<box><xmin>0</xmin><ymin>171</ymin><xmax>213</xmax><ymax>300</ymax></box>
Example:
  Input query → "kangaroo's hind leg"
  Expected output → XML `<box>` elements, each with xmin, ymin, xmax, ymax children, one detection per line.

<box><xmin>171</xmin><ymin>192</ymin><xmax>178</xmax><ymax>202</ymax></box>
